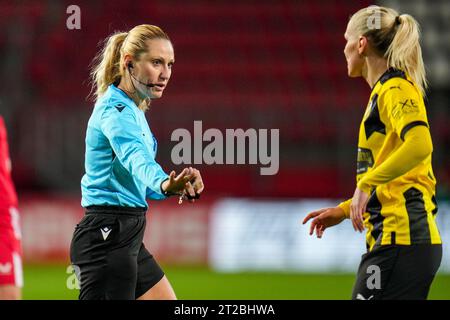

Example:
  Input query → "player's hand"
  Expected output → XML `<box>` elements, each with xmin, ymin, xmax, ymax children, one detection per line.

<box><xmin>302</xmin><ymin>206</ymin><xmax>346</xmax><ymax>238</ymax></box>
<box><xmin>161</xmin><ymin>168</ymin><xmax>195</xmax><ymax>196</ymax></box>
<box><xmin>350</xmin><ymin>187</ymin><xmax>369</xmax><ymax>233</ymax></box>
<box><xmin>180</xmin><ymin>168</ymin><xmax>204</xmax><ymax>203</ymax></box>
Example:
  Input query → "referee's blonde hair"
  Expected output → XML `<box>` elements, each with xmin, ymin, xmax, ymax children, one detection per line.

<box><xmin>90</xmin><ymin>24</ymin><xmax>171</xmax><ymax>101</ymax></box>
<box><xmin>348</xmin><ymin>6</ymin><xmax>427</xmax><ymax>96</ymax></box>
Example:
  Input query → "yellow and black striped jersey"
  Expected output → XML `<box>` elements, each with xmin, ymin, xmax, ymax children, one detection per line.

<box><xmin>339</xmin><ymin>68</ymin><xmax>441</xmax><ymax>251</ymax></box>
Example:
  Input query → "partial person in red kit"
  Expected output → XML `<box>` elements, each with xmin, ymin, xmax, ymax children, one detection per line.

<box><xmin>0</xmin><ymin>116</ymin><xmax>23</xmax><ymax>300</ymax></box>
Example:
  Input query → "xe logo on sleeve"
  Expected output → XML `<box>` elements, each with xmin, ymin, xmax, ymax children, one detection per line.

<box><xmin>391</xmin><ymin>99</ymin><xmax>419</xmax><ymax>119</ymax></box>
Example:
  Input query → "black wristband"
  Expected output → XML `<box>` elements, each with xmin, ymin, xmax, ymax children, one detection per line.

<box><xmin>186</xmin><ymin>193</ymin><xmax>201</xmax><ymax>200</ymax></box>
<box><xmin>162</xmin><ymin>190</ymin><xmax>177</xmax><ymax>197</ymax></box>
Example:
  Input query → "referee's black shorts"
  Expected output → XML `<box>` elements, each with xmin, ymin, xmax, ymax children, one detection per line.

<box><xmin>70</xmin><ymin>206</ymin><xmax>164</xmax><ymax>300</ymax></box>
<box><xmin>352</xmin><ymin>244</ymin><xmax>442</xmax><ymax>300</ymax></box>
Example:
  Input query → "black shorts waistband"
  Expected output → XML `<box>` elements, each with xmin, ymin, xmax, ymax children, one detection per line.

<box><xmin>85</xmin><ymin>205</ymin><xmax>147</xmax><ymax>216</ymax></box>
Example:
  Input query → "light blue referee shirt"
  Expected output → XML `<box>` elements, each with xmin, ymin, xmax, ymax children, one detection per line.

<box><xmin>81</xmin><ymin>84</ymin><xmax>169</xmax><ymax>208</ymax></box>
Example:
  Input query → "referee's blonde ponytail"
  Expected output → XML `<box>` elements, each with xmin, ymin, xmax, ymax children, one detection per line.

<box><xmin>90</xmin><ymin>25</ymin><xmax>171</xmax><ymax>100</ymax></box>
<box><xmin>90</xmin><ymin>32</ymin><xmax>127</xmax><ymax>100</ymax></box>
<box><xmin>349</xmin><ymin>6</ymin><xmax>427</xmax><ymax>96</ymax></box>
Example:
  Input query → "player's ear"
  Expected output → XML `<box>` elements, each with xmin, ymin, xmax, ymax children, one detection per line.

<box><xmin>358</xmin><ymin>36</ymin><xmax>368</xmax><ymax>56</ymax></box>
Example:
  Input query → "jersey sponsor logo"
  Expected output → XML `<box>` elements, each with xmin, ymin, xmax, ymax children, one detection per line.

<box><xmin>0</xmin><ymin>262</ymin><xmax>12</xmax><ymax>275</ymax></box>
<box><xmin>100</xmin><ymin>227</ymin><xmax>112</xmax><ymax>240</ymax></box>
<box><xmin>391</xmin><ymin>99</ymin><xmax>419</xmax><ymax>120</ymax></box>
<box><xmin>356</xmin><ymin>147</ymin><xmax>374</xmax><ymax>174</ymax></box>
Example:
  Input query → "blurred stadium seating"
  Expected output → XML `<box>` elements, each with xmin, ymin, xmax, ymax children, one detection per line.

<box><xmin>0</xmin><ymin>0</ymin><xmax>363</xmax><ymax>196</ymax></box>
<box><xmin>0</xmin><ymin>0</ymin><xmax>448</xmax><ymax>199</ymax></box>
<box><xmin>0</xmin><ymin>0</ymin><xmax>448</xmax><ymax>227</ymax></box>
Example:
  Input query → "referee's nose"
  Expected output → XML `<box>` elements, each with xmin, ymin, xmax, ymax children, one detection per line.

<box><xmin>159</xmin><ymin>65</ymin><xmax>171</xmax><ymax>83</ymax></box>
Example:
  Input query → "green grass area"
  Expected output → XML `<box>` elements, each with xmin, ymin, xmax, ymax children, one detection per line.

<box><xmin>22</xmin><ymin>264</ymin><xmax>450</xmax><ymax>300</ymax></box>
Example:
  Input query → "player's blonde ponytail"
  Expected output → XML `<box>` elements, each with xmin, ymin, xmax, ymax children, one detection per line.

<box><xmin>90</xmin><ymin>25</ymin><xmax>171</xmax><ymax>101</ymax></box>
<box><xmin>386</xmin><ymin>14</ymin><xmax>427</xmax><ymax>96</ymax></box>
<box><xmin>349</xmin><ymin>6</ymin><xmax>427</xmax><ymax>96</ymax></box>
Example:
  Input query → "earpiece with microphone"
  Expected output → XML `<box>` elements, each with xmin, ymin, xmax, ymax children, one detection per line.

<box><xmin>127</xmin><ymin>62</ymin><xmax>158</xmax><ymax>88</ymax></box>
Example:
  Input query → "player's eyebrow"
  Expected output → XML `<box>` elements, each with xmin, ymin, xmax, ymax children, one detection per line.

<box><xmin>150</xmin><ymin>56</ymin><xmax>175</xmax><ymax>64</ymax></box>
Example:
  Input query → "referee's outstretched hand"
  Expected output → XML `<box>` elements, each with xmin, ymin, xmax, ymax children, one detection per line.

<box><xmin>181</xmin><ymin>168</ymin><xmax>204</xmax><ymax>203</ymax></box>
<box><xmin>162</xmin><ymin>167</ymin><xmax>196</xmax><ymax>196</ymax></box>
<box><xmin>302</xmin><ymin>207</ymin><xmax>346</xmax><ymax>238</ymax></box>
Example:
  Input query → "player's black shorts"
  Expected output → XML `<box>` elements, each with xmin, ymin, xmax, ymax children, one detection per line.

<box><xmin>70</xmin><ymin>205</ymin><xmax>164</xmax><ymax>300</ymax></box>
<box><xmin>352</xmin><ymin>244</ymin><xmax>442</xmax><ymax>300</ymax></box>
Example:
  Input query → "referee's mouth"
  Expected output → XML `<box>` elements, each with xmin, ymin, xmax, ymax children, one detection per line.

<box><xmin>152</xmin><ymin>83</ymin><xmax>165</xmax><ymax>92</ymax></box>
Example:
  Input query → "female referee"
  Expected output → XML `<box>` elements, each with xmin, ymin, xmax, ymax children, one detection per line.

<box><xmin>303</xmin><ymin>6</ymin><xmax>442</xmax><ymax>300</ymax></box>
<box><xmin>70</xmin><ymin>24</ymin><xmax>204</xmax><ymax>300</ymax></box>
